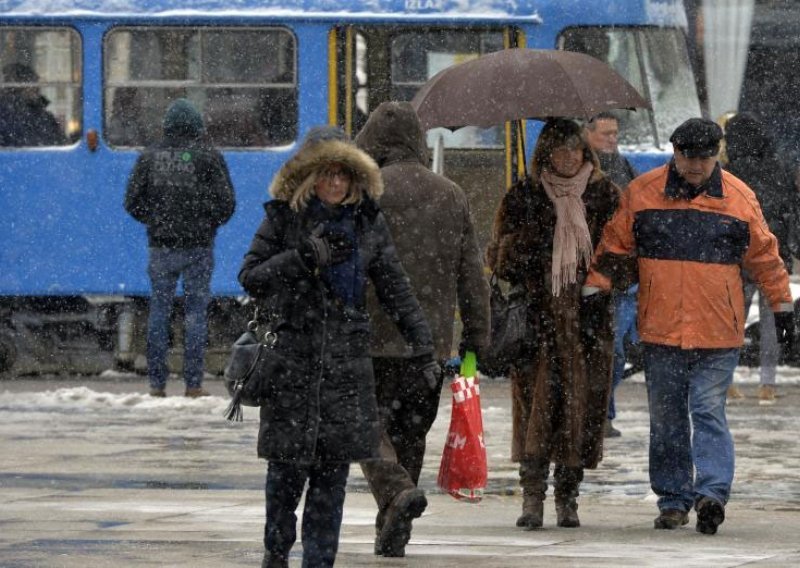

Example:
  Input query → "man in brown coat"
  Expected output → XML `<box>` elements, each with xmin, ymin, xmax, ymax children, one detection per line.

<box><xmin>355</xmin><ymin>101</ymin><xmax>490</xmax><ymax>557</ymax></box>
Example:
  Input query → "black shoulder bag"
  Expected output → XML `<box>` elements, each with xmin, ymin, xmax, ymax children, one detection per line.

<box><xmin>223</xmin><ymin>308</ymin><xmax>277</xmax><ymax>422</ymax></box>
<box><xmin>480</xmin><ymin>273</ymin><xmax>533</xmax><ymax>377</ymax></box>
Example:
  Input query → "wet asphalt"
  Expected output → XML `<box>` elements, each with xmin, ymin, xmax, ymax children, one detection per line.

<box><xmin>1</xmin><ymin>373</ymin><xmax>799</xmax><ymax>567</ymax></box>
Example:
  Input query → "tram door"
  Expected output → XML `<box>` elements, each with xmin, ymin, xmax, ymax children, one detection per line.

<box><xmin>330</xmin><ymin>25</ymin><xmax>527</xmax><ymax>253</ymax></box>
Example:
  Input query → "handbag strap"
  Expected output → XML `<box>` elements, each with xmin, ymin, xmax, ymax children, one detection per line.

<box><xmin>247</xmin><ymin>305</ymin><xmax>260</xmax><ymax>331</ymax></box>
<box><xmin>246</xmin><ymin>304</ymin><xmax>278</xmax><ymax>347</ymax></box>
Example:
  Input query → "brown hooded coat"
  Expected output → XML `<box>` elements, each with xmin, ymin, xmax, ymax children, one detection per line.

<box><xmin>356</xmin><ymin>102</ymin><xmax>490</xmax><ymax>360</ymax></box>
<box><xmin>488</xmin><ymin>169</ymin><xmax>618</xmax><ymax>468</ymax></box>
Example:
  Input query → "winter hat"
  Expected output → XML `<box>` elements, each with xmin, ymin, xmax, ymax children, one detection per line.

<box><xmin>302</xmin><ymin>125</ymin><xmax>349</xmax><ymax>146</ymax></box>
<box><xmin>163</xmin><ymin>98</ymin><xmax>205</xmax><ymax>138</ymax></box>
<box><xmin>268</xmin><ymin>124</ymin><xmax>383</xmax><ymax>207</ymax></box>
<box><xmin>670</xmin><ymin>118</ymin><xmax>722</xmax><ymax>158</ymax></box>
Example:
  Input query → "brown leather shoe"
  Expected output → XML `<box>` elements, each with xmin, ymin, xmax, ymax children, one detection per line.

<box><xmin>727</xmin><ymin>385</ymin><xmax>745</xmax><ymax>400</ymax></box>
<box><xmin>758</xmin><ymin>384</ymin><xmax>777</xmax><ymax>406</ymax></box>
<box><xmin>185</xmin><ymin>387</ymin><xmax>210</xmax><ymax>398</ymax></box>
<box><xmin>654</xmin><ymin>508</ymin><xmax>689</xmax><ymax>529</ymax></box>
<box><xmin>149</xmin><ymin>388</ymin><xmax>166</xmax><ymax>398</ymax></box>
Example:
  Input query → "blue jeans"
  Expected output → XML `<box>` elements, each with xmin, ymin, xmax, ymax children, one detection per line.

<box><xmin>643</xmin><ymin>344</ymin><xmax>738</xmax><ymax>512</ymax></box>
<box><xmin>147</xmin><ymin>247</ymin><xmax>213</xmax><ymax>389</ymax></box>
<box><xmin>265</xmin><ymin>461</ymin><xmax>350</xmax><ymax>568</ymax></box>
<box><xmin>743</xmin><ymin>280</ymin><xmax>778</xmax><ymax>385</ymax></box>
<box><xmin>609</xmin><ymin>285</ymin><xmax>639</xmax><ymax>420</ymax></box>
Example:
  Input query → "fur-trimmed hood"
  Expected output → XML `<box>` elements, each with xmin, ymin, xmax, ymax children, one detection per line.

<box><xmin>269</xmin><ymin>128</ymin><xmax>383</xmax><ymax>206</ymax></box>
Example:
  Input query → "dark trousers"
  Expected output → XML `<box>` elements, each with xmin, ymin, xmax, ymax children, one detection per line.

<box><xmin>360</xmin><ymin>357</ymin><xmax>443</xmax><ymax>512</ymax></box>
<box><xmin>264</xmin><ymin>460</ymin><xmax>350</xmax><ymax>568</ymax></box>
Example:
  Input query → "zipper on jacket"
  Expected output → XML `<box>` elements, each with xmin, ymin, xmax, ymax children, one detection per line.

<box><xmin>308</xmin><ymin>285</ymin><xmax>327</xmax><ymax>460</ymax></box>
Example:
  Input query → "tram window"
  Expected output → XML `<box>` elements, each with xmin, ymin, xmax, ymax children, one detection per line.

<box><xmin>104</xmin><ymin>27</ymin><xmax>297</xmax><ymax>148</ymax></box>
<box><xmin>389</xmin><ymin>30</ymin><xmax>505</xmax><ymax>149</ymax></box>
<box><xmin>560</xmin><ymin>26</ymin><xmax>701</xmax><ymax>149</ymax></box>
<box><xmin>0</xmin><ymin>27</ymin><xmax>81</xmax><ymax>147</ymax></box>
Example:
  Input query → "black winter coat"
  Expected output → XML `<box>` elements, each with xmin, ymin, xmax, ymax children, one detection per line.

<box><xmin>725</xmin><ymin>112</ymin><xmax>799</xmax><ymax>272</ymax></box>
<box><xmin>238</xmin><ymin>135</ymin><xmax>434</xmax><ymax>463</ymax></box>
<box><xmin>124</xmin><ymin>132</ymin><xmax>235</xmax><ymax>248</ymax></box>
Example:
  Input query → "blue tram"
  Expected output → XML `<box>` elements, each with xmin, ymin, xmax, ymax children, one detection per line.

<box><xmin>0</xmin><ymin>0</ymin><xmax>700</xmax><ymax>374</ymax></box>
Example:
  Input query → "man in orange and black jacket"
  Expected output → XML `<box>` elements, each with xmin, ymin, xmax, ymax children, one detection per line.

<box><xmin>582</xmin><ymin>118</ymin><xmax>793</xmax><ymax>536</ymax></box>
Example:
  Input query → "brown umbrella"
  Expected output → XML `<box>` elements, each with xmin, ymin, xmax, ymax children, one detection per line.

<box><xmin>411</xmin><ymin>48</ymin><xmax>650</xmax><ymax>130</ymax></box>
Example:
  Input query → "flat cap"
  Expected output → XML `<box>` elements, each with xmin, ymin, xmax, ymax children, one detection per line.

<box><xmin>669</xmin><ymin>118</ymin><xmax>723</xmax><ymax>158</ymax></box>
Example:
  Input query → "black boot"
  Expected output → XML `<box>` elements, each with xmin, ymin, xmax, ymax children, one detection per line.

<box><xmin>516</xmin><ymin>459</ymin><xmax>549</xmax><ymax>530</ymax></box>
<box><xmin>373</xmin><ymin>508</ymin><xmax>385</xmax><ymax>555</ymax></box>
<box><xmin>377</xmin><ymin>487</ymin><xmax>427</xmax><ymax>557</ymax></box>
<box><xmin>262</xmin><ymin>552</ymin><xmax>289</xmax><ymax>568</ymax></box>
<box><xmin>554</xmin><ymin>465</ymin><xmax>583</xmax><ymax>528</ymax></box>
<box><xmin>604</xmin><ymin>418</ymin><xmax>621</xmax><ymax>438</ymax></box>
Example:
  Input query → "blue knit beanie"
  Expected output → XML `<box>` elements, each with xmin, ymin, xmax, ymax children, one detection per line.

<box><xmin>163</xmin><ymin>98</ymin><xmax>204</xmax><ymax>138</ymax></box>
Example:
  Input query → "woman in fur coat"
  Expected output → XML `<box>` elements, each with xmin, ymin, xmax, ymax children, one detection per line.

<box><xmin>487</xmin><ymin>118</ymin><xmax>619</xmax><ymax>530</ymax></box>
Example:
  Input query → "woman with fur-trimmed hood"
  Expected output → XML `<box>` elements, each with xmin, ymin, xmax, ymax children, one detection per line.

<box><xmin>238</xmin><ymin>126</ymin><xmax>436</xmax><ymax>568</ymax></box>
<box><xmin>487</xmin><ymin>118</ymin><xmax>619</xmax><ymax>531</ymax></box>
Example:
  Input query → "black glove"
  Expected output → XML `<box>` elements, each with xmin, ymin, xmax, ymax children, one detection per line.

<box><xmin>457</xmin><ymin>340</ymin><xmax>482</xmax><ymax>361</ymax></box>
<box><xmin>411</xmin><ymin>353</ymin><xmax>442</xmax><ymax>391</ymax></box>
<box><xmin>298</xmin><ymin>228</ymin><xmax>354</xmax><ymax>268</ymax></box>
<box><xmin>580</xmin><ymin>290</ymin><xmax>609</xmax><ymax>343</ymax></box>
<box><xmin>774</xmin><ymin>311</ymin><xmax>795</xmax><ymax>350</ymax></box>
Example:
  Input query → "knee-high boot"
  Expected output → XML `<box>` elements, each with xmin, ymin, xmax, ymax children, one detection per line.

<box><xmin>554</xmin><ymin>464</ymin><xmax>583</xmax><ymax>528</ymax></box>
<box><xmin>516</xmin><ymin>459</ymin><xmax>549</xmax><ymax>530</ymax></box>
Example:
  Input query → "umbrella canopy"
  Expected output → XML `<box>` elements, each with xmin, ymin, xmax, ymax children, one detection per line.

<box><xmin>411</xmin><ymin>48</ymin><xmax>651</xmax><ymax>130</ymax></box>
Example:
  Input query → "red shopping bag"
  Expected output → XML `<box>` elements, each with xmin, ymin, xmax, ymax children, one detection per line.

<box><xmin>437</xmin><ymin>351</ymin><xmax>487</xmax><ymax>502</ymax></box>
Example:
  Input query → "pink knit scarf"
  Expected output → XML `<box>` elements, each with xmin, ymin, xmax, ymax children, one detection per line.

<box><xmin>540</xmin><ymin>161</ymin><xmax>595</xmax><ymax>296</ymax></box>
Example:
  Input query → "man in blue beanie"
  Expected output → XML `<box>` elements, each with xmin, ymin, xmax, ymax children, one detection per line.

<box><xmin>125</xmin><ymin>98</ymin><xmax>236</xmax><ymax>397</ymax></box>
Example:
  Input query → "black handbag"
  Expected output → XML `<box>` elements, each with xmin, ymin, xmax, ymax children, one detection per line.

<box><xmin>223</xmin><ymin>310</ymin><xmax>277</xmax><ymax>422</ymax></box>
<box><xmin>480</xmin><ymin>274</ymin><xmax>533</xmax><ymax>377</ymax></box>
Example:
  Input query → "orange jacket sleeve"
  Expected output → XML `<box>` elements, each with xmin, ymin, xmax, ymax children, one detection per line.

<box><xmin>585</xmin><ymin>186</ymin><xmax>637</xmax><ymax>291</ymax></box>
<box><xmin>740</xmin><ymin>190</ymin><xmax>793</xmax><ymax>311</ymax></box>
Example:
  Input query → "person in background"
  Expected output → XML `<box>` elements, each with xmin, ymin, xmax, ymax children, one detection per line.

<box><xmin>585</xmin><ymin>117</ymin><xmax>794</xmax><ymax>535</ymax></box>
<box><xmin>716</xmin><ymin>111</ymin><xmax>747</xmax><ymax>402</ymax></box>
<box><xmin>355</xmin><ymin>102</ymin><xmax>490</xmax><ymax>557</ymax></box>
<box><xmin>487</xmin><ymin>118</ymin><xmax>619</xmax><ymax>530</ymax></box>
<box><xmin>125</xmin><ymin>98</ymin><xmax>235</xmax><ymax>398</ymax></box>
<box><xmin>724</xmin><ymin>111</ymin><xmax>799</xmax><ymax>405</ymax></box>
<box><xmin>584</xmin><ymin>112</ymin><xmax>638</xmax><ymax>188</ymax></box>
<box><xmin>0</xmin><ymin>62</ymin><xmax>66</xmax><ymax>146</ymax></box>
<box><xmin>107</xmin><ymin>87</ymin><xmax>149</xmax><ymax>146</ymax></box>
<box><xmin>238</xmin><ymin>126</ymin><xmax>438</xmax><ymax>568</ymax></box>
<box><xmin>584</xmin><ymin>112</ymin><xmax>640</xmax><ymax>437</ymax></box>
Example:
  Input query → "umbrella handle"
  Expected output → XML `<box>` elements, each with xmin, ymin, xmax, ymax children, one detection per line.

<box><xmin>516</xmin><ymin>119</ymin><xmax>527</xmax><ymax>180</ymax></box>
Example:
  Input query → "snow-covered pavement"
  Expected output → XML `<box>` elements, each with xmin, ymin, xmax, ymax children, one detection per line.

<box><xmin>0</xmin><ymin>368</ymin><xmax>799</xmax><ymax>566</ymax></box>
